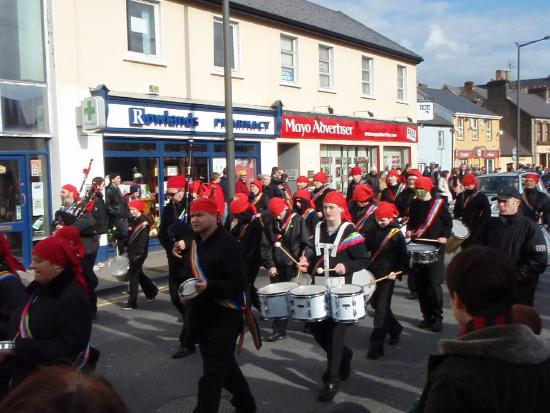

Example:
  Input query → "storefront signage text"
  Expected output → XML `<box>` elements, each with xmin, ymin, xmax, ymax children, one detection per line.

<box><xmin>213</xmin><ymin>118</ymin><xmax>270</xmax><ymax>131</ymax></box>
<box><xmin>281</xmin><ymin>114</ymin><xmax>417</xmax><ymax>143</ymax></box>
<box><xmin>129</xmin><ymin>107</ymin><xmax>199</xmax><ymax>128</ymax></box>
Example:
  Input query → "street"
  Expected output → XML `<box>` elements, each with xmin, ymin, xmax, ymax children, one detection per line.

<box><xmin>92</xmin><ymin>264</ymin><xmax>550</xmax><ymax>413</ymax></box>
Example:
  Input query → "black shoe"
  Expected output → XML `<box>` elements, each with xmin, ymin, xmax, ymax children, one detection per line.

<box><xmin>303</xmin><ymin>324</ymin><xmax>311</xmax><ymax>333</ymax></box>
<box><xmin>366</xmin><ymin>347</ymin><xmax>384</xmax><ymax>360</ymax></box>
<box><xmin>339</xmin><ymin>350</ymin><xmax>353</xmax><ymax>381</ymax></box>
<box><xmin>265</xmin><ymin>332</ymin><xmax>286</xmax><ymax>342</ymax></box>
<box><xmin>431</xmin><ymin>319</ymin><xmax>443</xmax><ymax>332</ymax></box>
<box><xmin>318</xmin><ymin>382</ymin><xmax>339</xmax><ymax>402</ymax></box>
<box><xmin>418</xmin><ymin>318</ymin><xmax>434</xmax><ymax>329</ymax></box>
<box><xmin>171</xmin><ymin>346</ymin><xmax>196</xmax><ymax>359</ymax></box>
<box><xmin>405</xmin><ymin>292</ymin><xmax>418</xmax><ymax>300</ymax></box>
<box><xmin>388</xmin><ymin>325</ymin><xmax>403</xmax><ymax>345</ymax></box>
<box><xmin>122</xmin><ymin>303</ymin><xmax>137</xmax><ymax>310</ymax></box>
<box><xmin>146</xmin><ymin>292</ymin><xmax>158</xmax><ymax>302</ymax></box>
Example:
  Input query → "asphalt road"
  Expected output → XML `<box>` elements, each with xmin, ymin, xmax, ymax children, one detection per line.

<box><xmin>92</xmin><ymin>267</ymin><xmax>550</xmax><ymax>413</ymax></box>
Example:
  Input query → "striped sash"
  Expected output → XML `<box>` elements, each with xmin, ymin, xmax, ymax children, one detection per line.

<box><xmin>370</xmin><ymin>228</ymin><xmax>401</xmax><ymax>263</ymax></box>
<box><xmin>128</xmin><ymin>221</ymin><xmax>149</xmax><ymax>245</ymax></box>
<box><xmin>413</xmin><ymin>198</ymin><xmax>444</xmax><ymax>238</ymax></box>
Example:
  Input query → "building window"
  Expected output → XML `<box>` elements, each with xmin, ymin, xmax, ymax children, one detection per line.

<box><xmin>361</xmin><ymin>56</ymin><xmax>373</xmax><ymax>96</ymax></box>
<box><xmin>536</xmin><ymin>121</ymin><xmax>543</xmax><ymax>143</ymax></box>
<box><xmin>456</xmin><ymin>117</ymin><xmax>464</xmax><ymax>140</ymax></box>
<box><xmin>0</xmin><ymin>83</ymin><xmax>49</xmax><ymax>134</ymax></box>
<box><xmin>544</xmin><ymin>122</ymin><xmax>550</xmax><ymax>142</ymax></box>
<box><xmin>471</xmin><ymin>118</ymin><xmax>478</xmax><ymax>140</ymax></box>
<box><xmin>438</xmin><ymin>130</ymin><xmax>445</xmax><ymax>149</ymax></box>
<box><xmin>319</xmin><ymin>45</ymin><xmax>334</xmax><ymax>89</ymax></box>
<box><xmin>397</xmin><ymin>65</ymin><xmax>407</xmax><ymax>101</ymax></box>
<box><xmin>213</xmin><ymin>18</ymin><xmax>239</xmax><ymax>72</ymax></box>
<box><xmin>126</xmin><ymin>0</ymin><xmax>160</xmax><ymax>57</ymax></box>
<box><xmin>281</xmin><ymin>35</ymin><xmax>297</xmax><ymax>83</ymax></box>
<box><xmin>485</xmin><ymin>119</ymin><xmax>492</xmax><ymax>141</ymax></box>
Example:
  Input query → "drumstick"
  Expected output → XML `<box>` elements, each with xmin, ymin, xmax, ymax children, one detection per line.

<box><xmin>413</xmin><ymin>238</ymin><xmax>441</xmax><ymax>243</ymax></box>
<box><xmin>296</xmin><ymin>250</ymin><xmax>306</xmax><ymax>283</ymax></box>
<box><xmin>316</xmin><ymin>267</ymin><xmax>338</xmax><ymax>274</ymax></box>
<box><xmin>274</xmin><ymin>242</ymin><xmax>300</xmax><ymax>265</ymax></box>
<box><xmin>368</xmin><ymin>271</ymin><xmax>403</xmax><ymax>284</ymax></box>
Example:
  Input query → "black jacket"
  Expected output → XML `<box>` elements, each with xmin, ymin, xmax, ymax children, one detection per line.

<box><xmin>349</xmin><ymin>200</ymin><xmax>377</xmax><ymax>234</ymax></box>
<box><xmin>263</xmin><ymin>183</ymin><xmax>283</xmax><ymax>200</ymax></box>
<box><xmin>0</xmin><ymin>264</ymin><xmax>26</xmax><ymax>341</ymax></box>
<box><xmin>226</xmin><ymin>212</ymin><xmax>264</xmax><ymax>269</ymax></box>
<box><xmin>261</xmin><ymin>212</ymin><xmax>311</xmax><ymax>269</ymax></box>
<box><xmin>363</xmin><ymin>221</ymin><xmax>410</xmax><ymax>278</ymax></box>
<box><xmin>91</xmin><ymin>192</ymin><xmax>108</xmax><ymax>234</ymax></box>
<box><xmin>395</xmin><ymin>188</ymin><xmax>416</xmax><ymax>218</ymax></box>
<box><xmin>364</xmin><ymin>174</ymin><xmax>380</xmax><ymax>196</ymax></box>
<box><xmin>249</xmin><ymin>192</ymin><xmax>268</xmax><ymax>213</ymax></box>
<box><xmin>158</xmin><ymin>200</ymin><xmax>186</xmax><ymax>250</ymax></box>
<box><xmin>105</xmin><ymin>183</ymin><xmax>128</xmax><ymax>219</ymax></box>
<box><xmin>407</xmin><ymin>197</ymin><xmax>453</xmax><ymax>241</ymax></box>
<box><xmin>312</xmin><ymin>185</ymin><xmax>334</xmax><ymax>212</ymax></box>
<box><xmin>380</xmin><ymin>184</ymin><xmax>404</xmax><ymax>203</ymax></box>
<box><xmin>71</xmin><ymin>211</ymin><xmax>97</xmax><ymax>255</ymax></box>
<box><xmin>346</xmin><ymin>179</ymin><xmax>363</xmax><ymax>203</ymax></box>
<box><xmin>521</xmin><ymin>188</ymin><xmax>550</xmax><ymax>226</ymax></box>
<box><xmin>416</xmin><ymin>324</ymin><xmax>550</xmax><ymax>413</ymax></box>
<box><xmin>8</xmin><ymin>269</ymin><xmax>92</xmax><ymax>384</ymax></box>
<box><xmin>127</xmin><ymin>214</ymin><xmax>150</xmax><ymax>262</ymax></box>
<box><xmin>471</xmin><ymin>214</ymin><xmax>547</xmax><ymax>283</ymax></box>
<box><xmin>453</xmin><ymin>190</ymin><xmax>491</xmax><ymax>238</ymax></box>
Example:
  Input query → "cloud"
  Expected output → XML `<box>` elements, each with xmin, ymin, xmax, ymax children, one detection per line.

<box><xmin>424</xmin><ymin>24</ymin><xmax>461</xmax><ymax>60</ymax></box>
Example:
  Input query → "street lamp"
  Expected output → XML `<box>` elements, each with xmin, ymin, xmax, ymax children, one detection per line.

<box><xmin>515</xmin><ymin>35</ymin><xmax>550</xmax><ymax>170</ymax></box>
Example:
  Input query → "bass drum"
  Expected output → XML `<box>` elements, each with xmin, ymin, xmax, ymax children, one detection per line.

<box><xmin>445</xmin><ymin>219</ymin><xmax>470</xmax><ymax>254</ymax></box>
<box><xmin>108</xmin><ymin>255</ymin><xmax>129</xmax><ymax>282</ymax></box>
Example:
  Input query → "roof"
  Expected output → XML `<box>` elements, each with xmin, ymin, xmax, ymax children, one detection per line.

<box><xmin>200</xmin><ymin>0</ymin><xmax>423</xmax><ymax>63</ymax></box>
<box><xmin>510</xmin><ymin>76</ymin><xmax>550</xmax><ymax>90</ymax></box>
<box><xmin>419</xmin><ymin>113</ymin><xmax>453</xmax><ymax>127</ymax></box>
<box><xmin>506</xmin><ymin>91</ymin><xmax>550</xmax><ymax>119</ymax></box>
<box><xmin>418</xmin><ymin>87</ymin><xmax>499</xmax><ymax>117</ymax></box>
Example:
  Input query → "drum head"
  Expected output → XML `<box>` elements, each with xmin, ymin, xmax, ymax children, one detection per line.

<box><xmin>330</xmin><ymin>284</ymin><xmax>362</xmax><ymax>295</ymax></box>
<box><xmin>352</xmin><ymin>269</ymin><xmax>374</xmax><ymax>286</ymax></box>
<box><xmin>258</xmin><ymin>282</ymin><xmax>299</xmax><ymax>295</ymax></box>
<box><xmin>408</xmin><ymin>243</ymin><xmax>438</xmax><ymax>252</ymax></box>
<box><xmin>0</xmin><ymin>341</ymin><xmax>15</xmax><ymax>353</ymax></box>
<box><xmin>291</xmin><ymin>285</ymin><xmax>327</xmax><ymax>296</ymax></box>
<box><xmin>452</xmin><ymin>219</ymin><xmax>469</xmax><ymax>239</ymax></box>
<box><xmin>180</xmin><ymin>278</ymin><xmax>197</xmax><ymax>297</ymax></box>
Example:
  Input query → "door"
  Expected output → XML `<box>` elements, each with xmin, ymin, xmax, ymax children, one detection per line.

<box><xmin>0</xmin><ymin>156</ymin><xmax>30</xmax><ymax>264</ymax></box>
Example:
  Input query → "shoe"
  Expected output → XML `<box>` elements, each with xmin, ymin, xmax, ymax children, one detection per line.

<box><xmin>265</xmin><ymin>332</ymin><xmax>286</xmax><ymax>342</ymax></box>
<box><xmin>405</xmin><ymin>292</ymin><xmax>418</xmax><ymax>300</ymax></box>
<box><xmin>146</xmin><ymin>293</ymin><xmax>158</xmax><ymax>302</ymax></box>
<box><xmin>303</xmin><ymin>324</ymin><xmax>311</xmax><ymax>333</ymax></box>
<box><xmin>431</xmin><ymin>319</ymin><xmax>443</xmax><ymax>332</ymax></box>
<box><xmin>339</xmin><ymin>350</ymin><xmax>353</xmax><ymax>381</ymax></box>
<box><xmin>122</xmin><ymin>303</ymin><xmax>137</xmax><ymax>310</ymax></box>
<box><xmin>171</xmin><ymin>346</ymin><xmax>196</xmax><ymax>359</ymax></box>
<box><xmin>388</xmin><ymin>325</ymin><xmax>403</xmax><ymax>345</ymax></box>
<box><xmin>418</xmin><ymin>318</ymin><xmax>434</xmax><ymax>329</ymax></box>
<box><xmin>366</xmin><ymin>347</ymin><xmax>384</xmax><ymax>360</ymax></box>
<box><xmin>318</xmin><ymin>382</ymin><xmax>339</xmax><ymax>402</ymax></box>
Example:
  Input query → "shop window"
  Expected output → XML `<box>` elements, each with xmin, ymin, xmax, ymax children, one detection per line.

<box><xmin>281</xmin><ymin>35</ymin><xmax>298</xmax><ymax>83</ymax></box>
<box><xmin>319</xmin><ymin>45</ymin><xmax>334</xmax><ymax>90</ymax></box>
<box><xmin>0</xmin><ymin>137</ymin><xmax>47</xmax><ymax>151</ymax></box>
<box><xmin>0</xmin><ymin>0</ymin><xmax>45</xmax><ymax>83</ymax></box>
<box><xmin>0</xmin><ymin>159</ymin><xmax>21</xmax><ymax>224</ymax></box>
<box><xmin>164</xmin><ymin>143</ymin><xmax>207</xmax><ymax>153</ymax></box>
<box><xmin>104</xmin><ymin>141</ymin><xmax>157</xmax><ymax>152</ymax></box>
<box><xmin>29</xmin><ymin>155</ymin><xmax>51</xmax><ymax>241</ymax></box>
<box><xmin>0</xmin><ymin>83</ymin><xmax>48</xmax><ymax>134</ymax></box>
<box><xmin>361</xmin><ymin>56</ymin><xmax>374</xmax><ymax>97</ymax></box>
<box><xmin>213</xmin><ymin>18</ymin><xmax>239</xmax><ymax>73</ymax></box>
<box><xmin>383</xmin><ymin>147</ymin><xmax>410</xmax><ymax>170</ymax></box>
<box><xmin>126</xmin><ymin>0</ymin><xmax>160</xmax><ymax>58</ymax></box>
<box><xmin>163</xmin><ymin>157</ymin><xmax>209</xmax><ymax>182</ymax></box>
<box><xmin>214</xmin><ymin>143</ymin><xmax>256</xmax><ymax>154</ymax></box>
<box><xmin>397</xmin><ymin>65</ymin><xmax>407</xmax><ymax>101</ymax></box>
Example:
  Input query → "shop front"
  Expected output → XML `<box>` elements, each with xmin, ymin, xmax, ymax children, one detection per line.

<box><xmin>455</xmin><ymin>148</ymin><xmax>500</xmax><ymax>172</ymax></box>
<box><xmin>280</xmin><ymin>113</ymin><xmax>417</xmax><ymax>193</ymax></box>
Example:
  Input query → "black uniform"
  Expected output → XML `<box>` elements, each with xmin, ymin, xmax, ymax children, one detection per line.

<box><xmin>293</xmin><ymin>199</ymin><xmax>319</xmax><ymax>240</ymax></box>
<box><xmin>471</xmin><ymin>213</ymin><xmax>547</xmax><ymax>306</ymax></box>
<box><xmin>521</xmin><ymin>188</ymin><xmax>550</xmax><ymax>226</ymax></box>
<box><xmin>380</xmin><ymin>183</ymin><xmax>404</xmax><ymax>204</ymax></box>
<box><xmin>453</xmin><ymin>190</ymin><xmax>491</xmax><ymax>247</ymax></box>
<box><xmin>395</xmin><ymin>188</ymin><xmax>416</xmax><ymax>219</ymax></box>
<box><xmin>105</xmin><ymin>183</ymin><xmax>129</xmax><ymax>250</ymax></box>
<box><xmin>346</xmin><ymin>179</ymin><xmax>362</xmax><ymax>203</ymax></box>
<box><xmin>407</xmin><ymin>197</ymin><xmax>452</xmax><ymax>325</ymax></box>
<box><xmin>187</xmin><ymin>226</ymin><xmax>256</xmax><ymax>413</ymax></box>
<box><xmin>312</xmin><ymin>185</ymin><xmax>334</xmax><ymax>212</ymax></box>
<box><xmin>126</xmin><ymin>214</ymin><xmax>158</xmax><ymax>308</ymax></box>
<box><xmin>309</xmin><ymin>222</ymin><xmax>369</xmax><ymax>389</ymax></box>
<box><xmin>364</xmin><ymin>173</ymin><xmax>380</xmax><ymax>197</ymax></box>
<box><xmin>249</xmin><ymin>192</ymin><xmax>268</xmax><ymax>213</ymax></box>
<box><xmin>349</xmin><ymin>200</ymin><xmax>377</xmax><ymax>235</ymax></box>
<box><xmin>261</xmin><ymin>211</ymin><xmax>310</xmax><ymax>337</ymax></box>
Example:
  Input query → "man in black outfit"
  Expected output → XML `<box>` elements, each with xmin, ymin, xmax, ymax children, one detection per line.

<box><xmin>521</xmin><ymin>173</ymin><xmax>550</xmax><ymax>226</ymax></box>
<box><xmin>181</xmin><ymin>198</ymin><xmax>256</xmax><ymax>413</ymax></box>
<box><xmin>406</xmin><ymin>177</ymin><xmax>452</xmax><ymax>332</ymax></box>
<box><xmin>105</xmin><ymin>173</ymin><xmax>128</xmax><ymax>252</ymax></box>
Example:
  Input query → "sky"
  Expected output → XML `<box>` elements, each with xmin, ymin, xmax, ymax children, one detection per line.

<box><xmin>312</xmin><ymin>0</ymin><xmax>550</xmax><ymax>88</ymax></box>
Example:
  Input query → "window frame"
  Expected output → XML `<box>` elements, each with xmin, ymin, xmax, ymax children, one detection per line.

<box><xmin>318</xmin><ymin>44</ymin><xmax>334</xmax><ymax>90</ymax></box>
<box><xmin>280</xmin><ymin>34</ymin><xmax>298</xmax><ymax>85</ymax></box>
<box><xmin>471</xmin><ymin>118</ymin><xmax>478</xmax><ymax>141</ymax></box>
<box><xmin>438</xmin><ymin>130</ymin><xmax>445</xmax><ymax>149</ymax></box>
<box><xmin>485</xmin><ymin>119</ymin><xmax>492</xmax><ymax>141</ymax></box>
<box><xmin>361</xmin><ymin>55</ymin><xmax>374</xmax><ymax>97</ymax></box>
<box><xmin>397</xmin><ymin>65</ymin><xmax>407</xmax><ymax>102</ymax></box>
<box><xmin>125</xmin><ymin>0</ymin><xmax>163</xmax><ymax>64</ymax></box>
<box><xmin>212</xmin><ymin>17</ymin><xmax>240</xmax><ymax>75</ymax></box>
<box><xmin>456</xmin><ymin>117</ymin><xmax>464</xmax><ymax>140</ymax></box>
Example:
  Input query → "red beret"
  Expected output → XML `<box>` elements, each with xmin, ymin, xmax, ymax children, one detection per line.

<box><xmin>388</xmin><ymin>169</ymin><xmax>400</xmax><ymax>178</ymax></box>
<box><xmin>250</xmin><ymin>180</ymin><xmax>263</xmax><ymax>191</ymax></box>
<box><xmin>296</xmin><ymin>176</ymin><xmax>309</xmax><ymax>185</ymax></box>
<box><xmin>462</xmin><ymin>173</ymin><xmax>478</xmax><ymax>187</ymax></box>
<box><xmin>62</xmin><ymin>184</ymin><xmax>80</xmax><ymax>202</ymax></box>
<box><xmin>128</xmin><ymin>200</ymin><xmax>146</xmax><ymax>213</ymax></box>
<box><xmin>234</xmin><ymin>192</ymin><xmax>248</xmax><ymax>202</ymax></box>
<box><xmin>350</xmin><ymin>167</ymin><xmax>362</xmax><ymax>176</ymax></box>
<box><xmin>523</xmin><ymin>173</ymin><xmax>539</xmax><ymax>182</ymax></box>
<box><xmin>167</xmin><ymin>176</ymin><xmax>187</xmax><ymax>190</ymax></box>
<box><xmin>375</xmin><ymin>201</ymin><xmax>398</xmax><ymax>219</ymax></box>
<box><xmin>352</xmin><ymin>184</ymin><xmax>373</xmax><ymax>202</ymax></box>
<box><xmin>313</xmin><ymin>171</ymin><xmax>328</xmax><ymax>184</ymax></box>
<box><xmin>268</xmin><ymin>197</ymin><xmax>287</xmax><ymax>217</ymax></box>
<box><xmin>190</xmin><ymin>198</ymin><xmax>218</xmax><ymax>216</ymax></box>
<box><xmin>54</xmin><ymin>226</ymin><xmax>85</xmax><ymax>258</ymax></box>
<box><xmin>408</xmin><ymin>169</ymin><xmax>422</xmax><ymax>178</ymax></box>
<box><xmin>415</xmin><ymin>177</ymin><xmax>433</xmax><ymax>191</ymax></box>
<box><xmin>230</xmin><ymin>197</ymin><xmax>250</xmax><ymax>215</ymax></box>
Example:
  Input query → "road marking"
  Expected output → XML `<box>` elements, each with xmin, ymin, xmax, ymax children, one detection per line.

<box><xmin>97</xmin><ymin>285</ymin><xmax>169</xmax><ymax>307</ymax></box>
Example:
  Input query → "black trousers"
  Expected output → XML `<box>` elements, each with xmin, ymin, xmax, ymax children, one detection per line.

<box><xmin>369</xmin><ymin>279</ymin><xmax>401</xmax><ymax>349</ymax></box>
<box><xmin>127</xmin><ymin>257</ymin><xmax>158</xmax><ymax>306</ymax></box>
<box><xmin>166</xmin><ymin>251</ymin><xmax>186</xmax><ymax>316</ymax></box>
<box><xmin>82</xmin><ymin>252</ymin><xmax>99</xmax><ymax>313</ymax></box>
<box><xmin>309</xmin><ymin>319</ymin><xmax>352</xmax><ymax>384</ymax></box>
<box><xmin>194</xmin><ymin>323</ymin><xmax>256</xmax><ymax>413</ymax></box>
<box><xmin>516</xmin><ymin>274</ymin><xmax>540</xmax><ymax>307</ymax></box>
<box><xmin>111</xmin><ymin>216</ymin><xmax>129</xmax><ymax>252</ymax></box>
<box><xmin>246</xmin><ymin>264</ymin><xmax>260</xmax><ymax>309</ymax></box>
<box><xmin>411</xmin><ymin>252</ymin><xmax>444</xmax><ymax>320</ymax></box>
<box><xmin>271</xmin><ymin>266</ymin><xmax>295</xmax><ymax>334</ymax></box>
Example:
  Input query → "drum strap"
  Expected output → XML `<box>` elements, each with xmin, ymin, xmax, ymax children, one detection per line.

<box><xmin>251</xmin><ymin>193</ymin><xmax>263</xmax><ymax>206</ymax></box>
<box><xmin>463</xmin><ymin>190</ymin><xmax>478</xmax><ymax>208</ymax></box>
<box><xmin>387</xmin><ymin>184</ymin><xmax>404</xmax><ymax>202</ymax></box>
<box><xmin>274</xmin><ymin>212</ymin><xmax>296</xmax><ymax>242</ymax></box>
<box><xmin>355</xmin><ymin>204</ymin><xmax>377</xmax><ymax>231</ymax></box>
<box><xmin>0</xmin><ymin>271</ymin><xmax>19</xmax><ymax>282</ymax></box>
<box><xmin>312</xmin><ymin>185</ymin><xmax>329</xmax><ymax>203</ymax></box>
<box><xmin>128</xmin><ymin>221</ymin><xmax>149</xmax><ymax>245</ymax></box>
<box><xmin>370</xmin><ymin>228</ymin><xmax>401</xmax><ymax>263</ymax></box>
<box><xmin>189</xmin><ymin>241</ymin><xmax>262</xmax><ymax>352</ymax></box>
<box><xmin>413</xmin><ymin>198</ymin><xmax>444</xmax><ymax>238</ymax></box>
<box><xmin>314</xmin><ymin>221</ymin><xmax>351</xmax><ymax>257</ymax></box>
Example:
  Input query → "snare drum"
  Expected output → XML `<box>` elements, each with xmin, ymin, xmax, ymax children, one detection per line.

<box><xmin>290</xmin><ymin>285</ymin><xmax>329</xmax><ymax>322</ymax></box>
<box><xmin>330</xmin><ymin>284</ymin><xmax>366</xmax><ymax>323</ymax></box>
<box><xmin>352</xmin><ymin>269</ymin><xmax>376</xmax><ymax>301</ymax></box>
<box><xmin>408</xmin><ymin>243</ymin><xmax>439</xmax><ymax>264</ymax></box>
<box><xmin>178</xmin><ymin>278</ymin><xmax>198</xmax><ymax>300</ymax></box>
<box><xmin>445</xmin><ymin>220</ymin><xmax>470</xmax><ymax>253</ymax></box>
<box><xmin>257</xmin><ymin>282</ymin><xmax>299</xmax><ymax>319</ymax></box>
<box><xmin>0</xmin><ymin>341</ymin><xmax>15</xmax><ymax>354</ymax></box>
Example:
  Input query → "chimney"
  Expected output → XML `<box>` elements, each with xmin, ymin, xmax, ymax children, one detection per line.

<box><xmin>495</xmin><ymin>70</ymin><xmax>510</xmax><ymax>81</ymax></box>
<box><xmin>464</xmin><ymin>81</ymin><xmax>474</xmax><ymax>91</ymax></box>
<box><xmin>486</xmin><ymin>79</ymin><xmax>508</xmax><ymax>103</ymax></box>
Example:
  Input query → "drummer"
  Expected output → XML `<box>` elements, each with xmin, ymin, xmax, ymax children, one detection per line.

<box><xmin>348</xmin><ymin>184</ymin><xmax>377</xmax><ymax>235</ymax></box>
<box><xmin>380</xmin><ymin>169</ymin><xmax>404</xmax><ymax>203</ymax></box>
<box><xmin>362</xmin><ymin>202</ymin><xmax>410</xmax><ymax>359</ymax></box>
<box><xmin>261</xmin><ymin>198</ymin><xmax>310</xmax><ymax>342</ymax></box>
<box><xmin>293</xmin><ymin>189</ymin><xmax>320</xmax><ymax>239</ymax></box>
<box><xmin>297</xmin><ymin>191</ymin><xmax>369</xmax><ymax>402</ymax></box>
<box><xmin>406</xmin><ymin>177</ymin><xmax>452</xmax><ymax>333</ymax></box>
<box><xmin>453</xmin><ymin>173</ymin><xmax>490</xmax><ymax>248</ymax></box>
<box><xmin>395</xmin><ymin>168</ymin><xmax>422</xmax><ymax>222</ymax></box>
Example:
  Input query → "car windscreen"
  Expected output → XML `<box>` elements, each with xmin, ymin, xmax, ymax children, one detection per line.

<box><xmin>477</xmin><ymin>176</ymin><xmax>519</xmax><ymax>194</ymax></box>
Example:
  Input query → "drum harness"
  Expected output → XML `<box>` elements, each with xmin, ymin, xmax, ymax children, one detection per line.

<box><xmin>314</xmin><ymin>221</ymin><xmax>351</xmax><ymax>288</ymax></box>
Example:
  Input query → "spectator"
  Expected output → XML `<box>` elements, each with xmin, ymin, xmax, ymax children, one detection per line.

<box><xmin>448</xmin><ymin>168</ymin><xmax>461</xmax><ymax>199</ymax></box>
<box><xmin>202</xmin><ymin>172</ymin><xmax>226</xmax><ymax>216</ymax></box>
<box><xmin>105</xmin><ymin>173</ymin><xmax>128</xmax><ymax>252</ymax></box>
<box><xmin>437</xmin><ymin>170</ymin><xmax>452</xmax><ymax>204</ymax></box>
<box><xmin>346</xmin><ymin>167</ymin><xmax>364</xmax><ymax>202</ymax></box>
<box><xmin>364</xmin><ymin>168</ymin><xmax>380</xmax><ymax>197</ymax></box>
<box><xmin>235</xmin><ymin>170</ymin><xmax>250</xmax><ymax>197</ymax></box>
<box><xmin>262</xmin><ymin>173</ymin><xmax>283</xmax><ymax>200</ymax></box>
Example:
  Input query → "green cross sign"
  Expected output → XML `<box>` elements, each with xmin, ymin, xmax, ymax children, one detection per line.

<box><xmin>83</xmin><ymin>100</ymin><xmax>96</xmax><ymax>121</ymax></box>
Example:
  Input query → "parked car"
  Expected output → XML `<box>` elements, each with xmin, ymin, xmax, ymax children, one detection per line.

<box><xmin>477</xmin><ymin>172</ymin><xmax>548</xmax><ymax>216</ymax></box>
